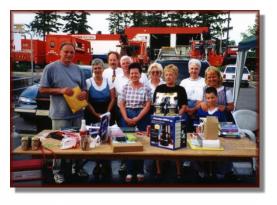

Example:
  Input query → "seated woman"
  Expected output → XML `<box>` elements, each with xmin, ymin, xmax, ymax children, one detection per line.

<box><xmin>119</xmin><ymin>62</ymin><xmax>151</xmax><ymax>182</ymax></box>
<box><xmin>153</xmin><ymin>64</ymin><xmax>188</xmax><ymax>178</ymax></box>
<box><xmin>201</xmin><ymin>66</ymin><xmax>234</xmax><ymax>122</ymax></box>
<box><xmin>85</xmin><ymin>58</ymin><xmax>115</xmax><ymax>179</ymax></box>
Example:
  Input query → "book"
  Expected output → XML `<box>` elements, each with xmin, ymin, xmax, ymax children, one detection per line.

<box><xmin>99</xmin><ymin>112</ymin><xmax>110</xmax><ymax>143</ymax></box>
<box><xmin>220</xmin><ymin>122</ymin><xmax>240</xmax><ymax>138</ymax></box>
<box><xmin>111</xmin><ymin>133</ymin><xmax>143</xmax><ymax>153</ymax></box>
<box><xmin>220</xmin><ymin>122</ymin><xmax>239</xmax><ymax>132</ymax></box>
<box><xmin>63</xmin><ymin>86</ymin><xmax>88</xmax><ymax>113</ymax></box>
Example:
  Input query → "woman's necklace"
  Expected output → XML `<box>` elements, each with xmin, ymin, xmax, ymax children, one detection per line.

<box><xmin>94</xmin><ymin>77</ymin><xmax>103</xmax><ymax>86</ymax></box>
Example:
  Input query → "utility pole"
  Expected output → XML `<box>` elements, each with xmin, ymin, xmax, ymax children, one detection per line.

<box><xmin>13</xmin><ymin>24</ymin><xmax>34</xmax><ymax>84</ymax></box>
<box><xmin>226</xmin><ymin>12</ymin><xmax>231</xmax><ymax>48</ymax></box>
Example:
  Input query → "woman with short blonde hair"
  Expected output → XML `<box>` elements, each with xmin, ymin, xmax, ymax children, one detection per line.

<box><xmin>147</xmin><ymin>62</ymin><xmax>163</xmax><ymax>77</ymax></box>
<box><xmin>153</xmin><ymin>63</ymin><xmax>188</xmax><ymax>178</ymax></box>
<box><xmin>204</xmin><ymin>66</ymin><xmax>224</xmax><ymax>87</ymax></box>
<box><xmin>147</xmin><ymin>63</ymin><xmax>164</xmax><ymax>99</ymax></box>
<box><xmin>163</xmin><ymin>64</ymin><xmax>178</xmax><ymax>78</ymax></box>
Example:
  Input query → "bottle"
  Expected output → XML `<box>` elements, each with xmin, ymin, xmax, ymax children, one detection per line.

<box><xmin>80</xmin><ymin>119</ymin><xmax>89</xmax><ymax>150</ymax></box>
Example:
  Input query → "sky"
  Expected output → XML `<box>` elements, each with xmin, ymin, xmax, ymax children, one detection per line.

<box><xmin>12</xmin><ymin>11</ymin><xmax>257</xmax><ymax>45</ymax></box>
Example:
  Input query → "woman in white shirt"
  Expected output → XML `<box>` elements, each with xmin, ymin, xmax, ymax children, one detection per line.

<box><xmin>147</xmin><ymin>62</ymin><xmax>165</xmax><ymax>99</ymax></box>
<box><xmin>180</xmin><ymin>58</ymin><xmax>205</xmax><ymax>115</ymax></box>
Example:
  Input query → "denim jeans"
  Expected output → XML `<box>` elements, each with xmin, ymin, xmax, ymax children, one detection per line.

<box><xmin>120</xmin><ymin>108</ymin><xmax>150</xmax><ymax>131</ymax></box>
<box><xmin>187</xmin><ymin>99</ymin><xmax>197</xmax><ymax>109</ymax></box>
<box><xmin>120</xmin><ymin>108</ymin><xmax>150</xmax><ymax>175</ymax></box>
<box><xmin>52</xmin><ymin>117</ymin><xmax>83</xmax><ymax>175</ymax></box>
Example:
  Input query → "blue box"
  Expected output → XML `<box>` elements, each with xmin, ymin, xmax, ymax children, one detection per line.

<box><xmin>150</xmin><ymin>115</ymin><xmax>187</xmax><ymax>150</ymax></box>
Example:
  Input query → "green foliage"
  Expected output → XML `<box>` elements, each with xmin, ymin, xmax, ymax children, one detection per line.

<box><xmin>145</xmin><ymin>11</ymin><xmax>167</xmax><ymax>26</ymax></box>
<box><xmin>27</xmin><ymin>11</ymin><xmax>62</xmax><ymax>40</ymax></box>
<box><xmin>63</xmin><ymin>11</ymin><xmax>92</xmax><ymax>34</ymax></box>
<box><xmin>241</xmin><ymin>24</ymin><xmax>257</xmax><ymax>40</ymax></box>
<box><xmin>106</xmin><ymin>12</ymin><xmax>125</xmax><ymax>34</ymax></box>
<box><xmin>165</xmin><ymin>12</ymin><xmax>195</xmax><ymax>27</ymax></box>
<box><xmin>107</xmin><ymin>11</ymin><xmax>231</xmax><ymax>42</ymax></box>
<box><xmin>195</xmin><ymin>12</ymin><xmax>230</xmax><ymax>38</ymax></box>
<box><xmin>62</xmin><ymin>12</ymin><xmax>79</xmax><ymax>34</ymax></box>
<box><xmin>77</xmin><ymin>12</ymin><xmax>92</xmax><ymax>34</ymax></box>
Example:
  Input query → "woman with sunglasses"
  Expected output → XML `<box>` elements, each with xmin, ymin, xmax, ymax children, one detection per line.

<box><xmin>147</xmin><ymin>62</ymin><xmax>165</xmax><ymax>98</ymax></box>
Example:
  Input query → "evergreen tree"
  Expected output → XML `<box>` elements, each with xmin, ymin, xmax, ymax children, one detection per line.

<box><xmin>77</xmin><ymin>11</ymin><xmax>92</xmax><ymax>34</ymax></box>
<box><xmin>241</xmin><ymin>24</ymin><xmax>257</xmax><ymax>40</ymax></box>
<box><xmin>63</xmin><ymin>11</ymin><xmax>92</xmax><ymax>34</ymax></box>
<box><xmin>27</xmin><ymin>11</ymin><xmax>62</xmax><ymax>40</ymax></box>
<box><xmin>130</xmin><ymin>11</ymin><xmax>146</xmax><ymax>27</ymax></box>
<box><xmin>194</xmin><ymin>12</ymin><xmax>230</xmax><ymax>39</ymax></box>
<box><xmin>63</xmin><ymin>11</ymin><xmax>79</xmax><ymax>34</ymax></box>
<box><xmin>122</xmin><ymin>12</ymin><xmax>132</xmax><ymax>28</ymax></box>
<box><xmin>145</xmin><ymin>11</ymin><xmax>166</xmax><ymax>26</ymax></box>
<box><xmin>165</xmin><ymin>12</ymin><xmax>188</xmax><ymax>26</ymax></box>
<box><xmin>106</xmin><ymin>12</ymin><xmax>125</xmax><ymax>34</ymax></box>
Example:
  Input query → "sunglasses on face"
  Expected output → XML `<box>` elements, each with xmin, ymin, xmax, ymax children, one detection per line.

<box><xmin>151</xmin><ymin>71</ymin><xmax>160</xmax><ymax>74</ymax></box>
<box><xmin>93</xmin><ymin>66</ymin><xmax>103</xmax><ymax>70</ymax></box>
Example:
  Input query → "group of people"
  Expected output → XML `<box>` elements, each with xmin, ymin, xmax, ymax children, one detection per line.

<box><xmin>39</xmin><ymin>42</ymin><xmax>234</xmax><ymax>184</ymax></box>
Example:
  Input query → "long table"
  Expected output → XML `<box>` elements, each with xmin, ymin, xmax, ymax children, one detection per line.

<box><xmin>13</xmin><ymin>130</ymin><xmax>258</xmax><ymax>161</ymax></box>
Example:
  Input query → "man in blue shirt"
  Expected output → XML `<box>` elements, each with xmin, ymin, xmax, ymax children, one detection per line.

<box><xmin>40</xmin><ymin>43</ymin><xmax>88</xmax><ymax>183</ymax></box>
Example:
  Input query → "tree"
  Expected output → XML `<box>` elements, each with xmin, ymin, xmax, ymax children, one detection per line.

<box><xmin>77</xmin><ymin>11</ymin><xmax>92</xmax><ymax>34</ymax></box>
<box><xmin>195</xmin><ymin>12</ymin><xmax>230</xmax><ymax>39</ymax></box>
<box><xmin>63</xmin><ymin>11</ymin><xmax>92</xmax><ymax>34</ymax></box>
<box><xmin>106</xmin><ymin>12</ymin><xmax>125</xmax><ymax>34</ymax></box>
<box><xmin>130</xmin><ymin>12</ymin><xmax>146</xmax><ymax>27</ymax></box>
<box><xmin>241</xmin><ymin>24</ymin><xmax>257</xmax><ymax>40</ymax></box>
<box><xmin>165</xmin><ymin>12</ymin><xmax>195</xmax><ymax>27</ymax></box>
<box><xmin>63</xmin><ymin>11</ymin><xmax>79</xmax><ymax>34</ymax></box>
<box><xmin>27</xmin><ymin>11</ymin><xmax>62</xmax><ymax>40</ymax></box>
<box><xmin>145</xmin><ymin>11</ymin><xmax>166</xmax><ymax>26</ymax></box>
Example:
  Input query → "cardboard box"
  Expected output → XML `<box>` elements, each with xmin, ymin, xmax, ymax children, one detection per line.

<box><xmin>204</xmin><ymin>116</ymin><xmax>219</xmax><ymax>140</ymax></box>
<box><xmin>150</xmin><ymin>115</ymin><xmax>186</xmax><ymax>150</ymax></box>
<box><xmin>111</xmin><ymin>141</ymin><xmax>143</xmax><ymax>153</ymax></box>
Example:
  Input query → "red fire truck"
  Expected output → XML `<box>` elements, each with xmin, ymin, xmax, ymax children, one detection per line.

<box><xmin>11</xmin><ymin>35</ymin><xmax>92</xmax><ymax>69</ymax></box>
<box><xmin>12</xmin><ymin>39</ymin><xmax>46</xmax><ymax>66</ymax></box>
<box><xmin>45</xmin><ymin>35</ymin><xmax>92</xmax><ymax>65</ymax></box>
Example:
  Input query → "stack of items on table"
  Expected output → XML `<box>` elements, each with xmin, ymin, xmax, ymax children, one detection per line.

<box><xmin>220</xmin><ymin>122</ymin><xmax>240</xmax><ymax>138</ymax></box>
<box><xmin>109</xmin><ymin>125</ymin><xmax>143</xmax><ymax>153</ymax></box>
<box><xmin>188</xmin><ymin>116</ymin><xmax>223</xmax><ymax>150</ymax></box>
